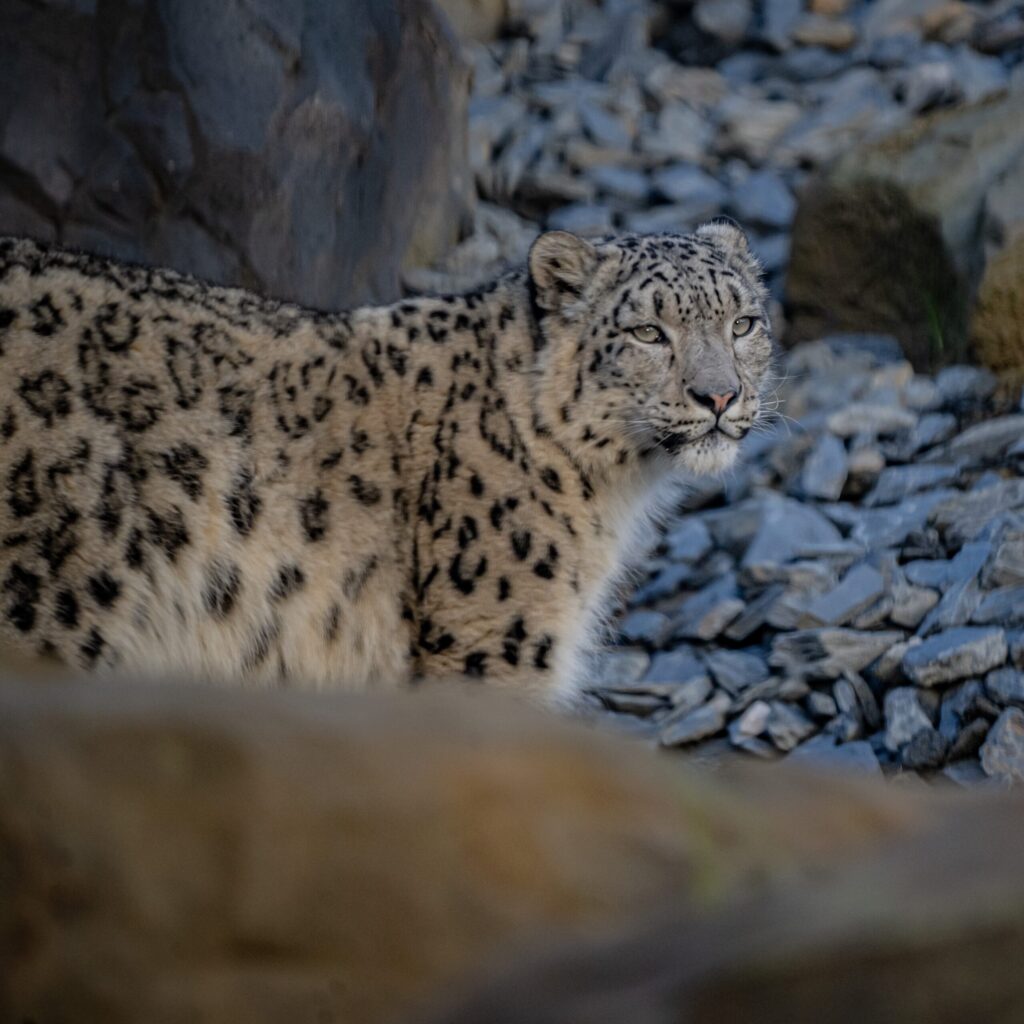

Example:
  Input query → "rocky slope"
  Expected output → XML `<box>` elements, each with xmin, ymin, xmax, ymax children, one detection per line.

<box><xmin>428</xmin><ymin>0</ymin><xmax>1024</xmax><ymax>784</ymax></box>
<box><xmin>587</xmin><ymin>339</ymin><xmax>1024</xmax><ymax>785</ymax></box>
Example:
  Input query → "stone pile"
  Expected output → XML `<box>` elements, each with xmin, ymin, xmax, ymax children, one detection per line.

<box><xmin>422</xmin><ymin>0</ymin><xmax>1024</xmax><ymax>338</ymax></box>
<box><xmin>586</xmin><ymin>336</ymin><xmax>1024</xmax><ymax>784</ymax></box>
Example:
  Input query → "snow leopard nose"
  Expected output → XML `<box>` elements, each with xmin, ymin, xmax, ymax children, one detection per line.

<box><xmin>689</xmin><ymin>385</ymin><xmax>739</xmax><ymax>416</ymax></box>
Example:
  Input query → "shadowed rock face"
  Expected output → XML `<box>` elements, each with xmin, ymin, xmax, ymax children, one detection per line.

<box><xmin>785</xmin><ymin>89</ymin><xmax>1024</xmax><ymax>373</ymax></box>
<box><xmin>2</xmin><ymin>672</ymin><xmax>1022</xmax><ymax>1024</ymax></box>
<box><xmin>0</xmin><ymin>0</ymin><xmax>472</xmax><ymax>309</ymax></box>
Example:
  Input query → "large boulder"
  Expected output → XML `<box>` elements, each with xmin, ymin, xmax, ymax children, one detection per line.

<box><xmin>786</xmin><ymin>88</ymin><xmax>1024</xmax><ymax>372</ymax></box>
<box><xmin>0</xmin><ymin>673</ymin><xmax>955</xmax><ymax>1024</ymax></box>
<box><xmin>0</xmin><ymin>0</ymin><xmax>472</xmax><ymax>310</ymax></box>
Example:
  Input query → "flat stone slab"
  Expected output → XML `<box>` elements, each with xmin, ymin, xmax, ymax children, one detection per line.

<box><xmin>802</xmin><ymin>563</ymin><xmax>886</xmax><ymax>627</ymax></box>
<box><xmin>902</xmin><ymin>627</ymin><xmax>1008</xmax><ymax>687</ymax></box>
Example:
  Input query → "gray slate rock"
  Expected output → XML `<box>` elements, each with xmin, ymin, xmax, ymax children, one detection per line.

<box><xmin>899</xmin><ymin>727</ymin><xmax>949</xmax><ymax>770</ymax></box>
<box><xmin>645</xmin><ymin>648</ymin><xmax>706</xmax><ymax>684</ymax></box>
<box><xmin>672</xmin><ymin>574</ymin><xmax>745</xmax><ymax>641</ymax></box>
<box><xmin>902</xmin><ymin>627</ymin><xmax>1008</xmax><ymax>687</ymax></box>
<box><xmin>705</xmin><ymin>649</ymin><xmax>770</xmax><ymax>695</ymax></box>
<box><xmin>972</xmin><ymin>586</ymin><xmax>1024</xmax><ymax>627</ymax></box>
<box><xmin>884</xmin><ymin>687</ymin><xmax>934</xmax><ymax>752</ymax></box>
<box><xmin>730</xmin><ymin>168</ymin><xmax>796</xmax><ymax>229</ymax></box>
<box><xmin>619</xmin><ymin>610</ymin><xmax>673</xmax><ymax>647</ymax></box>
<box><xmin>766</xmin><ymin>701</ymin><xmax>816</xmax><ymax>751</ymax></box>
<box><xmin>659</xmin><ymin>691</ymin><xmax>731</xmax><ymax>747</ymax></box>
<box><xmin>800</xmin><ymin>433</ymin><xmax>848</xmax><ymax>501</ymax></box>
<box><xmin>802</xmin><ymin>564</ymin><xmax>886</xmax><ymax>627</ymax></box>
<box><xmin>864</xmin><ymin>464</ymin><xmax>960</xmax><ymax>507</ymax></box>
<box><xmin>945</xmin><ymin>415</ymin><xmax>1024</xmax><ymax>465</ymax></box>
<box><xmin>980</xmin><ymin>708</ymin><xmax>1024</xmax><ymax>782</ymax></box>
<box><xmin>986</xmin><ymin>667</ymin><xmax>1024</xmax><ymax>708</ymax></box>
<box><xmin>743</xmin><ymin>496</ymin><xmax>842</xmax><ymax>569</ymax></box>
<box><xmin>786</xmin><ymin>734</ymin><xmax>882</xmax><ymax>776</ymax></box>
<box><xmin>589</xmin><ymin>649</ymin><xmax>651</xmax><ymax>687</ymax></box>
<box><xmin>665</xmin><ymin>519</ymin><xmax>714</xmax><ymax>564</ymax></box>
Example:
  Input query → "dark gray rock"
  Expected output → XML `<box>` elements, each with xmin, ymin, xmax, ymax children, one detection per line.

<box><xmin>945</xmin><ymin>416</ymin><xmax>1024</xmax><ymax>466</ymax></box>
<box><xmin>723</xmin><ymin>584</ymin><xmax>785</xmax><ymax>641</ymax></box>
<box><xmin>706</xmin><ymin>649</ymin><xmax>770</xmax><ymax>695</ymax></box>
<box><xmin>902</xmin><ymin>627</ymin><xmax>1008</xmax><ymax>687</ymax></box>
<box><xmin>935</xmin><ymin>365</ymin><xmax>998</xmax><ymax>408</ymax></box>
<box><xmin>884</xmin><ymin>687</ymin><xmax>934</xmax><ymax>752</ymax></box>
<box><xmin>588</xmin><ymin>165</ymin><xmax>650</xmax><ymax>203</ymax></box>
<box><xmin>1012</xmin><ymin>631</ymin><xmax>1024</xmax><ymax>669</ymax></box>
<box><xmin>590</xmin><ymin>689</ymin><xmax>669</xmax><ymax>716</ymax></box>
<box><xmin>547</xmin><ymin>203</ymin><xmax>614</xmax><ymax>235</ymax></box>
<box><xmin>931</xmin><ymin>483</ymin><xmax>1024</xmax><ymax>548</ymax></box>
<box><xmin>743</xmin><ymin>496</ymin><xmax>843</xmax><ymax>570</ymax></box>
<box><xmin>618</xmin><ymin>610</ymin><xmax>673</xmax><ymax>647</ymax></box>
<box><xmin>987</xmin><ymin>667</ymin><xmax>1024</xmax><ymax>708</ymax></box>
<box><xmin>984</xmin><ymin>535</ymin><xmax>1024</xmax><ymax>588</ymax></box>
<box><xmin>665</xmin><ymin>519</ymin><xmax>714</xmax><ymax>564</ymax></box>
<box><xmin>694</xmin><ymin>0</ymin><xmax>753</xmax><ymax>46</ymax></box>
<box><xmin>801</xmin><ymin>564</ymin><xmax>886</xmax><ymax>627</ymax></box>
<box><xmin>889</xmin><ymin>575</ymin><xmax>939</xmax><ymax>629</ymax></box>
<box><xmin>905</xmin><ymin>540</ymin><xmax>990</xmax><ymax>592</ymax></box>
<box><xmin>658</xmin><ymin>692</ymin><xmax>731</xmax><ymax>747</ymax></box>
<box><xmin>948</xmin><ymin>717</ymin><xmax>992</xmax><ymax>762</ymax></box>
<box><xmin>730</xmin><ymin>169</ymin><xmax>796</xmax><ymax>229</ymax></box>
<box><xmin>980</xmin><ymin>707</ymin><xmax>1024</xmax><ymax>782</ymax></box>
<box><xmin>909</xmin><ymin>412</ymin><xmax>958</xmax><ymax>454</ymax></box>
<box><xmin>766</xmin><ymin>701</ymin><xmax>817</xmax><ymax>751</ymax></box>
<box><xmin>800</xmin><ymin>433</ymin><xmax>848</xmax><ymax>501</ymax></box>
<box><xmin>864</xmin><ymin>465</ymin><xmax>960</xmax><ymax>507</ymax></box>
<box><xmin>941</xmin><ymin>758</ymin><xmax>990</xmax><ymax>786</ymax></box>
<box><xmin>972</xmin><ymin>586</ymin><xmax>1024</xmax><ymax>627</ymax></box>
<box><xmin>807</xmin><ymin>690</ymin><xmax>839</xmax><ymax>720</ymax></box>
<box><xmin>0</xmin><ymin>0</ymin><xmax>471</xmax><ymax>310</ymax></box>
<box><xmin>846</xmin><ymin>490</ymin><xmax>959</xmax><ymax>549</ymax></box>
<box><xmin>938</xmin><ymin>679</ymin><xmax>993</xmax><ymax>742</ymax></box>
<box><xmin>589</xmin><ymin>649</ymin><xmax>651</xmax><ymax>687</ymax></box>
<box><xmin>630</xmin><ymin>563</ymin><xmax>694</xmax><ymax>606</ymax></box>
<box><xmin>651</xmin><ymin>165</ymin><xmax>727</xmax><ymax>208</ymax></box>
<box><xmin>671</xmin><ymin>575</ymin><xmax>745</xmax><ymax>641</ymax></box>
<box><xmin>786</xmin><ymin>734</ymin><xmax>882</xmax><ymax>776</ymax></box>
<box><xmin>899</xmin><ymin>728</ymin><xmax>949</xmax><ymax>770</ymax></box>
<box><xmin>645</xmin><ymin>648</ymin><xmax>706</xmax><ymax>685</ymax></box>
<box><xmin>770</xmin><ymin>628</ymin><xmax>903</xmax><ymax>680</ymax></box>
<box><xmin>666</xmin><ymin>675</ymin><xmax>716</xmax><ymax>715</ymax></box>
<box><xmin>916</xmin><ymin>576</ymin><xmax>983</xmax><ymax>637</ymax></box>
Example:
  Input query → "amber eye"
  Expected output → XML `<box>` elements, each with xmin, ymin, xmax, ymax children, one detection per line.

<box><xmin>732</xmin><ymin>316</ymin><xmax>756</xmax><ymax>338</ymax></box>
<box><xmin>631</xmin><ymin>325</ymin><xmax>664</xmax><ymax>344</ymax></box>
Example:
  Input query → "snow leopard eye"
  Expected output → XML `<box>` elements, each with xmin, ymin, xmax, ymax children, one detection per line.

<box><xmin>732</xmin><ymin>316</ymin><xmax>755</xmax><ymax>337</ymax></box>
<box><xmin>631</xmin><ymin>324</ymin><xmax>664</xmax><ymax>344</ymax></box>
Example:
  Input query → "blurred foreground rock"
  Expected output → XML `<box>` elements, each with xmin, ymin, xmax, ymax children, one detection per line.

<box><xmin>0</xmin><ymin>0</ymin><xmax>471</xmax><ymax>308</ymax></box>
<box><xmin>787</xmin><ymin>88</ymin><xmax>1024</xmax><ymax>372</ymax></box>
<box><xmin>0</xmin><ymin>673</ymin><xmax>997</xmax><ymax>1024</ymax></box>
<box><xmin>427</xmin><ymin>784</ymin><xmax>1024</xmax><ymax>1024</ymax></box>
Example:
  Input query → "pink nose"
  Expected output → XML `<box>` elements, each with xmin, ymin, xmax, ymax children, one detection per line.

<box><xmin>708</xmin><ymin>391</ymin><xmax>736</xmax><ymax>415</ymax></box>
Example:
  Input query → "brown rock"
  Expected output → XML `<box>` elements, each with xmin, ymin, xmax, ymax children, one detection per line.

<box><xmin>971</xmin><ymin>234</ymin><xmax>1024</xmax><ymax>393</ymax></box>
<box><xmin>428</xmin><ymin>790</ymin><xmax>1024</xmax><ymax>1023</ymax></box>
<box><xmin>786</xmin><ymin>89</ymin><xmax>1024</xmax><ymax>370</ymax></box>
<box><xmin>435</xmin><ymin>0</ymin><xmax>508</xmax><ymax>40</ymax></box>
<box><xmin>0</xmin><ymin>675</ymin><xmax>937</xmax><ymax>1024</ymax></box>
<box><xmin>0</xmin><ymin>0</ymin><xmax>472</xmax><ymax>310</ymax></box>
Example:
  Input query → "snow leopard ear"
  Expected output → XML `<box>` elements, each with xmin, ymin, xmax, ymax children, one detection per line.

<box><xmin>696</xmin><ymin>217</ymin><xmax>755</xmax><ymax>260</ymax></box>
<box><xmin>529</xmin><ymin>231</ymin><xmax>599</xmax><ymax>313</ymax></box>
